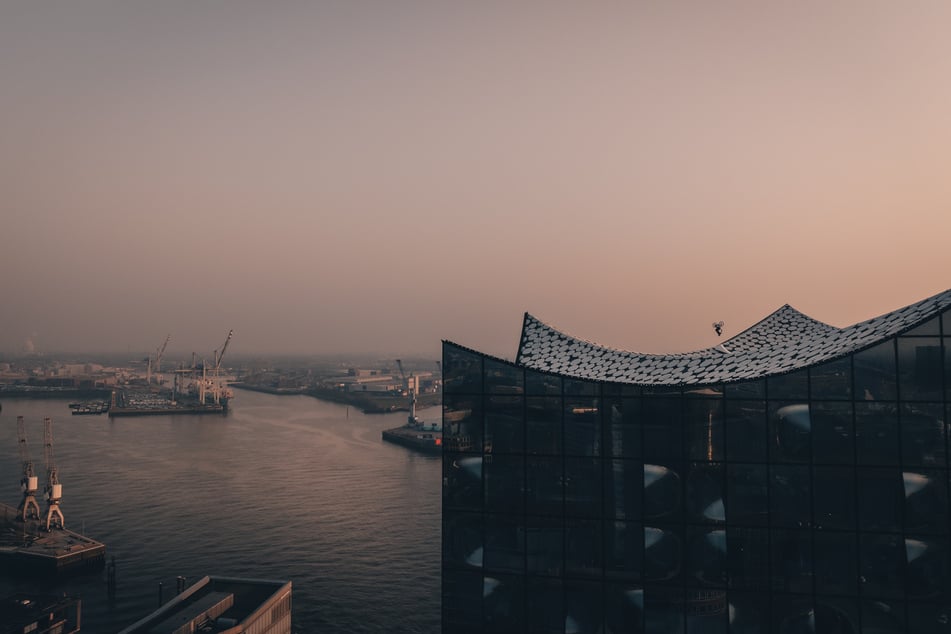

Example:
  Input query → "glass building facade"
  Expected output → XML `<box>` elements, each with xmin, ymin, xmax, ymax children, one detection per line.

<box><xmin>441</xmin><ymin>295</ymin><xmax>951</xmax><ymax>633</ymax></box>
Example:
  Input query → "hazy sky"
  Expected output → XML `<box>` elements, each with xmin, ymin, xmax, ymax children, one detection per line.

<box><xmin>2</xmin><ymin>2</ymin><xmax>950</xmax><ymax>361</ymax></box>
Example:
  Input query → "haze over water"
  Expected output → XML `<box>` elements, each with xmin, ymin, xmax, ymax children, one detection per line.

<box><xmin>0</xmin><ymin>392</ymin><xmax>441</xmax><ymax>633</ymax></box>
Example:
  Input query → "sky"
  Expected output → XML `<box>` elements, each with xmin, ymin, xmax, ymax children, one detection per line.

<box><xmin>2</xmin><ymin>2</ymin><xmax>950</xmax><ymax>361</ymax></box>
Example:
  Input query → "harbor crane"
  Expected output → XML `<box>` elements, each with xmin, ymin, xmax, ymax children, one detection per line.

<box><xmin>15</xmin><ymin>416</ymin><xmax>41</xmax><ymax>522</ymax></box>
<box><xmin>198</xmin><ymin>329</ymin><xmax>233</xmax><ymax>405</ymax></box>
<box><xmin>146</xmin><ymin>334</ymin><xmax>171</xmax><ymax>385</ymax></box>
<box><xmin>43</xmin><ymin>417</ymin><xmax>65</xmax><ymax>531</ymax></box>
<box><xmin>395</xmin><ymin>359</ymin><xmax>420</xmax><ymax>426</ymax></box>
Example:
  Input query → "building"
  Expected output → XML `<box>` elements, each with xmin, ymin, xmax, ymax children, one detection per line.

<box><xmin>441</xmin><ymin>289</ymin><xmax>951</xmax><ymax>633</ymax></box>
<box><xmin>118</xmin><ymin>576</ymin><xmax>292</xmax><ymax>634</ymax></box>
<box><xmin>1</xmin><ymin>593</ymin><xmax>82</xmax><ymax>634</ymax></box>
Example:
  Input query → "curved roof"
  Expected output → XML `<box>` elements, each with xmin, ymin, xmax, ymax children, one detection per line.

<box><xmin>515</xmin><ymin>288</ymin><xmax>951</xmax><ymax>386</ymax></box>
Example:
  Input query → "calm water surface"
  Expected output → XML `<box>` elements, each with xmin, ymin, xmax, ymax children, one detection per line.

<box><xmin>0</xmin><ymin>391</ymin><xmax>441</xmax><ymax>633</ymax></box>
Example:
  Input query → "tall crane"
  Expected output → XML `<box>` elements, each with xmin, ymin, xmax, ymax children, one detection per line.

<box><xmin>147</xmin><ymin>334</ymin><xmax>171</xmax><ymax>385</ymax></box>
<box><xmin>200</xmin><ymin>330</ymin><xmax>233</xmax><ymax>405</ymax></box>
<box><xmin>15</xmin><ymin>416</ymin><xmax>40</xmax><ymax>522</ymax></box>
<box><xmin>43</xmin><ymin>417</ymin><xmax>65</xmax><ymax>531</ymax></box>
<box><xmin>395</xmin><ymin>359</ymin><xmax>419</xmax><ymax>426</ymax></box>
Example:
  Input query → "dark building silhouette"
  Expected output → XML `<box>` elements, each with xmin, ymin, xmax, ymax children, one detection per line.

<box><xmin>441</xmin><ymin>289</ymin><xmax>951</xmax><ymax>633</ymax></box>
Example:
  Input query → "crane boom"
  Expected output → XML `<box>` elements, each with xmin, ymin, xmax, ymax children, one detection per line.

<box><xmin>215</xmin><ymin>329</ymin><xmax>233</xmax><ymax>370</ymax></box>
<box><xmin>16</xmin><ymin>416</ymin><xmax>40</xmax><ymax>522</ymax></box>
<box><xmin>43</xmin><ymin>416</ymin><xmax>65</xmax><ymax>530</ymax></box>
<box><xmin>156</xmin><ymin>334</ymin><xmax>171</xmax><ymax>372</ymax></box>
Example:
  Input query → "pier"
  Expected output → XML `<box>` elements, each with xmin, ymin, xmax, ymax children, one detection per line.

<box><xmin>0</xmin><ymin>503</ymin><xmax>106</xmax><ymax>576</ymax></box>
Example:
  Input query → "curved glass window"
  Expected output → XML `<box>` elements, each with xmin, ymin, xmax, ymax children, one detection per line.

<box><xmin>813</xmin><ymin>466</ymin><xmax>856</xmax><ymax>530</ymax></box>
<box><xmin>814</xmin><ymin>531</ymin><xmax>858</xmax><ymax>596</ymax></box>
<box><xmin>605</xmin><ymin>584</ymin><xmax>643</xmax><ymax>633</ymax></box>
<box><xmin>442</xmin><ymin>569</ymin><xmax>482</xmax><ymax>631</ymax></box>
<box><xmin>903</xmin><ymin>470</ymin><xmax>949</xmax><ymax>534</ymax></box>
<box><xmin>726</xmin><ymin>464</ymin><xmax>768</xmax><ymax>527</ymax></box>
<box><xmin>644</xmin><ymin>527</ymin><xmax>683</xmax><ymax>585</ymax></box>
<box><xmin>526</xmin><ymin>516</ymin><xmax>562</xmax><ymax>576</ymax></box>
<box><xmin>854</xmin><ymin>341</ymin><xmax>897</xmax><ymax>401</ymax></box>
<box><xmin>565</xmin><ymin>397</ymin><xmax>601</xmax><ymax>457</ymax></box>
<box><xmin>526</xmin><ymin>396</ymin><xmax>562</xmax><ymax>456</ymax></box>
<box><xmin>484</xmin><ymin>395</ymin><xmax>523</xmax><ymax>455</ymax></box>
<box><xmin>484</xmin><ymin>455</ymin><xmax>524</xmax><ymax>514</ymax></box>
<box><xmin>484</xmin><ymin>516</ymin><xmax>525</xmax><ymax>574</ymax></box>
<box><xmin>859</xmin><ymin>533</ymin><xmax>904</xmax><ymax>599</ymax></box>
<box><xmin>855</xmin><ymin>402</ymin><xmax>899</xmax><ymax>466</ymax></box>
<box><xmin>605</xmin><ymin>521</ymin><xmax>643</xmax><ymax>582</ymax></box>
<box><xmin>443</xmin><ymin>393</ymin><xmax>483</xmax><ymax>453</ymax></box>
<box><xmin>686</xmin><ymin>399</ymin><xmax>724</xmax><ymax>462</ymax></box>
<box><xmin>861</xmin><ymin>599</ymin><xmax>905</xmax><ymax>634</ymax></box>
<box><xmin>605</xmin><ymin>459</ymin><xmax>642</xmax><ymax>520</ymax></box>
<box><xmin>898</xmin><ymin>337</ymin><xmax>943</xmax><ymax>401</ymax></box>
<box><xmin>771</xmin><ymin>595</ymin><xmax>815</xmax><ymax>634</ymax></box>
<box><xmin>769</xmin><ymin>529</ymin><xmax>812</xmax><ymax>593</ymax></box>
<box><xmin>810</xmin><ymin>356</ymin><xmax>852</xmax><ymax>400</ymax></box>
<box><xmin>812</xmin><ymin>402</ymin><xmax>854</xmax><ymax>465</ymax></box>
<box><xmin>484</xmin><ymin>358</ymin><xmax>524</xmax><ymax>394</ymax></box>
<box><xmin>686</xmin><ymin>527</ymin><xmax>727</xmax><ymax>588</ymax></box>
<box><xmin>727</xmin><ymin>527</ymin><xmax>769</xmax><ymax>589</ymax></box>
<box><xmin>444</xmin><ymin>453</ymin><xmax>483</xmax><ymax>511</ymax></box>
<box><xmin>857</xmin><ymin>467</ymin><xmax>903</xmax><ymax>531</ymax></box>
<box><xmin>725</xmin><ymin>379</ymin><xmax>765</xmax><ymax>399</ymax></box>
<box><xmin>770</xmin><ymin>464</ymin><xmax>811</xmax><ymax>528</ymax></box>
<box><xmin>644</xmin><ymin>463</ymin><xmax>682</xmax><ymax>523</ymax></box>
<box><xmin>901</xmin><ymin>403</ymin><xmax>946</xmax><ymax>467</ymax></box>
<box><xmin>685</xmin><ymin>463</ymin><xmax>725</xmax><ymax>525</ymax></box>
<box><xmin>526</xmin><ymin>577</ymin><xmax>563</xmax><ymax>631</ymax></box>
<box><xmin>525</xmin><ymin>456</ymin><xmax>562</xmax><ymax>517</ymax></box>
<box><xmin>525</xmin><ymin>369</ymin><xmax>561</xmax><ymax>396</ymax></box>
<box><xmin>643</xmin><ymin>398</ymin><xmax>682</xmax><ymax>462</ymax></box>
<box><xmin>566</xmin><ymin>519</ymin><xmax>602</xmax><ymax>577</ymax></box>
<box><xmin>905</xmin><ymin>536</ymin><xmax>949</xmax><ymax>601</ymax></box>
<box><xmin>725</xmin><ymin>401</ymin><xmax>767</xmax><ymax>463</ymax></box>
<box><xmin>565</xmin><ymin>580</ymin><xmax>604</xmax><ymax>634</ymax></box>
<box><xmin>565</xmin><ymin>457</ymin><xmax>601</xmax><ymax>518</ymax></box>
<box><xmin>605</xmin><ymin>398</ymin><xmax>642</xmax><ymax>458</ymax></box>
<box><xmin>769</xmin><ymin>403</ymin><xmax>811</xmax><ymax>463</ymax></box>
<box><xmin>444</xmin><ymin>344</ymin><xmax>483</xmax><ymax>394</ymax></box>
<box><xmin>443</xmin><ymin>511</ymin><xmax>484</xmax><ymax>569</ymax></box>
<box><xmin>768</xmin><ymin>368</ymin><xmax>808</xmax><ymax>400</ymax></box>
<box><xmin>727</xmin><ymin>592</ymin><xmax>768</xmax><ymax>633</ymax></box>
<box><xmin>483</xmin><ymin>573</ymin><xmax>524</xmax><ymax>630</ymax></box>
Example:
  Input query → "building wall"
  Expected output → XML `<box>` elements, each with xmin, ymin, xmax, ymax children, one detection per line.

<box><xmin>441</xmin><ymin>309</ymin><xmax>951</xmax><ymax>633</ymax></box>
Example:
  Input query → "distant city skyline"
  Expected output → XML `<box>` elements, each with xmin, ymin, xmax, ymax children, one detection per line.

<box><xmin>2</xmin><ymin>2</ymin><xmax>950</xmax><ymax>359</ymax></box>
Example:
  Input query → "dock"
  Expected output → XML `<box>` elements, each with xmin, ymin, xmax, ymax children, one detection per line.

<box><xmin>0</xmin><ymin>503</ymin><xmax>106</xmax><ymax>576</ymax></box>
<box><xmin>381</xmin><ymin>424</ymin><xmax>442</xmax><ymax>454</ymax></box>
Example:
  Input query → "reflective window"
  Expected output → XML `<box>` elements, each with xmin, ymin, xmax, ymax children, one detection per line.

<box><xmin>565</xmin><ymin>457</ymin><xmax>601</xmax><ymax>518</ymax></box>
<box><xmin>484</xmin><ymin>515</ymin><xmax>525</xmax><ymax>574</ymax></box>
<box><xmin>644</xmin><ymin>463</ymin><xmax>683</xmax><ymax>523</ymax></box>
<box><xmin>771</xmin><ymin>594</ymin><xmax>815</xmax><ymax>634</ymax></box>
<box><xmin>861</xmin><ymin>599</ymin><xmax>905</xmax><ymax>634</ymax></box>
<box><xmin>442</xmin><ymin>569</ymin><xmax>483</xmax><ymax>631</ymax></box>
<box><xmin>855</xmin><ymin>402</ymin><xmax>899</xmax><ymax>465</ymax></box>
<box><xmin>483</xmin><ymin>573</ymin><xmax>524</xmax><ymax>630</ymax></box>
<box><xmin>769</xmin><ymin>529</ymin><xmax>812</xmax><ymax>593</ymax></box>
<box><xmin>686</xmin><ymin>527</ymin><xmax>726</xmax><ymax>588</ymax></box>
<box><xmin>814</xmin><ymin>531</ymin><xmax>858</xmax><ymax>595</ymax></box>
<box><xmin>484</xmin><ymin>395</ymin><xmax>523</xmax><ymax>455</ymax></box>
<box><xmin>767</xmin><ymin>369</ymin><xmax>808</xmax><ymax>400</ymax></box>
<box><xmin>727</xmin><ymin>592</ymin><xmax>769</xmax><ymax>634</ymax></box>
<box><xmin>813</xmin><ymin>466</ymin><xmax>856</xmax><ymax>530</ymax></box>
<box><xmin>685</xmin><ymin>399</ymin><xmax>724</xmax><ymax>462</ymax></box>
<box><xmin>484</xmin><ymin>455</ymin><xmax>523</xmax><ymax>514</ymax></box>
<box><xmin>565</xmin><ymin>580</ymin><xmax>605</xmax><ymax>633</ymax></box>
<box><xmin>444</xmin><ymin>453</ymin><xmax>483</xmax><ymax>511</ymax></box>
<box><xmin>859</xmin><ymin>533</ymin><xmax>905</xmax><ymax>599</ymax></box>
<box><xmin>810</xmin><ymin>356</ymin><xmax>852</xmax><ymax>400</ymax></box>
<box><xmin>484</xmin><ymin>357</ymin><xmax>524</xmax><ymax>394</ymax></box>
<box><xmin>526</xmin><ymin>516</ymin><xmax>562</xmax><ymax>576</ymax></box>
<box><xmin>768</xmin><ymin>402</ymin><xmax>811</xmax><ymax>463</ymax></box>
<box><xmin>908</xmin><ymin>602</ymin><xmax>951</xmax><ymax>634</ymax></box>
<box><xmin>605</xmin><ymin>584</ymin><xmax>644</xmax><ymax>633</ymax></box>
<box><xmin>857</xmin><ymin>467</ymin><xmax>903</xmax><ymax>531</ymax></box>
<box><xmin>946</xmin><ymin>338</ymin><xmax>951</xmax><ymax>402</ymax></box>
<box><xmin>565</xmin><ymin>397</ymin><xmax>601</xmax><ymax>457</ymax></box>
<box><xmin>526</xmin><ymin>577</ymin><xmax>563</xmax><ymax>632</ymax></box>
<box><xmin>605</xmin><ymin>459</ymin><xmax>643</xmax><ymax>520</ymax></box>
<box><xmin>854</xmin><ymin>341</ymin><xmax>897</xmax><ymax>401</ymax></box>
<box><xmin>643</xmin><ymin>399</ymin><xmax>683</xmax><ymax>462</ymax></box>
<box><xmin>903</xmin><ymin>470</ymin><xmax>949</xmax><ymax>534</ymax></box>
<box><xmin>905</xmin><ymin>536</ymin><xmax>948</xmax><ymax>601</ymax></box>
<box><xmin>443</xmin><ymin>394</ymin><xmax>483</xmax><ymax>453</ymax></box>
<box><xmin>727</xmin><ymin>528</ymin><xmax>769</xmax><ymax>589</ymax></box>
<box><xmin>526</xmin><ymin>396</ymin><xmax>562</xmax><ymax>456</ymax></box>
<box><xmin>566</xmin><ymin>519</ymin><xmax>602</xmax><ymax>577</ymax></box>
<box><xmin>525</xmin><ymin>456</ymin><xmax>562</xmax><ymax>516</ymax></box>
<box><xmin>725</xmin><ymin>401</ymin><xmax>767</xmax><ymax>463</ymax></box>
<box><xmin>769</xmin><ymin>464</ymin><xmax>811</xmax><ymax>528</ymax></box>
<box><xmin>525</xmin><ymin>369</ymin><xmax>562</xmax><ymax>396</ymax></box>
<box><xmin>644</xmin><ymin>529</ymin><xmax>684</xmax><ymax>585</ymax></box>
<box><xmin>565</xmin><ymin>378</ymin><xmax>598</xmax><ymax>397</ymax></box>
<box><xmin>605</xmin><ymin>398</ymin><xmax>642</xmax><ymax>458</ymax></box>
<box><xmin>905</xmin><ymin>315</ymin><xmax>941</xmax><ymax>336</ymax></box>
<box><xmin>685</xmin><ymin>463</ymin><xmax>725</xmax><ymax>525</ymax></box>
<box><xmin>898</xmin><ymin>337</ymin><xmax>943</xmax><ymax>401</ymax></box>
<box><xmin>444</xmin><ymin>344</ymin><xmax>483</xmax><ymax>394</ymax></box>
<box><xmin>443</xmin><ymin>511</ymin><xmax>483</xmax><ymax>569</ymax></box>
<box><xmin>685</xmin><ymin>588</ymin><xmax>728</xmax><ymax>634</ymax></box>
<box><xmin>901</xmin><ymin>403</ymin><xmax>946</xmax><ymax>467</ymax></box>
<box><xmin>812</xmin><ymin>401</ymin><xmax>854</xmax><ymax>465</ymax></box>
<box><xmin>815</xmin><ymin>597</ymin><xmax>860</xmax><ymax>634</ymax></box>
<box><xmin>605</xmin><ymin>521</ymin><xmax>643</xmax><ymax>582</ymax></box>
<box><xmin>726</xmin><ymin>464</ymin><xmax>768</xmax><ymax>527</ymax></box>
<box><xmin>725</xmin><ymin>379</ymin><xmax>765</xmax><ymax>399</ymax></box>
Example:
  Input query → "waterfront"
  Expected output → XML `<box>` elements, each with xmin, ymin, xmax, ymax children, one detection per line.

<box><xmin>0</xmin><ymin>391</ymin><xmax>441</xmax><ymax>632</ymax></box>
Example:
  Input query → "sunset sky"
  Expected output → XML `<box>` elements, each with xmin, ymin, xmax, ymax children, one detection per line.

<box><xmin>2</xmin><ymin>2</ymin><xmax>950</xmax><ymax>360</ymax></box>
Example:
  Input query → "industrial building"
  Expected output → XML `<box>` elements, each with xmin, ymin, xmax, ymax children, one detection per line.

<box><xmin>441</xmin><ymin>288</ymin><xmax>951</xmax><ymax>633</ymax></box>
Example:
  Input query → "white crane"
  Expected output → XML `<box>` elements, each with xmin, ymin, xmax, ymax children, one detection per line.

<box><xmin>396</xmin><ymin>359</ymin><xmax>420</xmax><ymax>426</ymax></box>
<box><xmin>43</xmin><ymin>417</ymin><xmax>65</xmax><ymax>531</ymax></box>
<box><xmin>146</xmin><ymin>334</ymin><xmax>171</xmax><ymax>385</ymax></box>
<box><xmin>15</xmin><ymin>416</ymin><xmax>40</xmax><ymax>522</ymax></box>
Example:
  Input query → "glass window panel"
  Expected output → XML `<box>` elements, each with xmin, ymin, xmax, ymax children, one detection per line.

<box><xmin>813</xmin><ymin>466</ymin><xmax>856</xmax><ymax>530</ymax></box>
<box><xmin>602</xmin><ymin>382</ymin><xmax>622</xmax><ymax>397</ymax></box>
<box><xmin>769</xmin><ymin>529</ymin><xmax>812</xmax><ymax>594</ymax></box>
<box><xmin>605</xmin><ymin>459</ymin><xmax>643</xmax><ymax>520</ymax></box>
<box><xmin>645</xmin><ymin>526</ymin><xmax>684</xmax><ymax>585</ymax></box>
<box><xmin>725</xmin><ymin>379</ymin><xmax>765</xmax><ymax>399</ymax></box>
<box><xmin>857</xmin><ymin>467</ymin><xmax>903</xmax><ymax>531</ymax></box>
<box><xmin>526</xmin><ymin>396</ymin><xmax>562</xmax><ymax>456</ymax></box>
<box><xmin>814</xmin><ymin>531</ymin><xmax>858</xmax><ymax>595</ymax></box>
<box><xmin>726</xmin><ymin>464</ymin><xmax>768</xmax><ymax>527</ymax></box>
<box><xmin>898</xmin><ymin>337</ymin><xmax>943</xmax><ymax>401</ymax></box>
<box><xmin>565</xmin><ymin>580</ymin><xmax>604</xmax><ymax>634</ymax></box>
<box><xmin>484</xmin><ymin>395</ymin><xmax>523</xmax><ymax>455</ymax></box>
<box><xmin>769</xmin><ymin>464</ymin><xmax>811</xmax><ymax>528</ymax></box>
<box><xmin>443</xmin><ymin>511</ymin><xmax>484</xmax><ymax>569</ymax></box>
<box><xmin>484</xmin><ymin>357</ymin><xmax>524</xmax><ymax>394</ymax></box>
<box><xmin>860</xmin><ymin>533</ymin><xmax>905</xmax><ymax>599</ymax></box>
<box><xmin>814</xmin><ymin>597</ymin><xmax>860</xmax><ymax>634</ymax></box>
<box><xmin>908</xmin><ymin>602</ymin><xmax>951</xmax><ymax>634</ymax></box>
<box><xmin>644</xmin><ymin>462</ymin><xmax>683</xmax><ymax>523</ymax></box>
<box><xmin>725</xmin><ymin>401</ymin><xmax>767</xmax><ymax>463</ymax></box>
<box><xmin>905</xmin><ymin>316</ymin><xmax>941</xmax><ymax>336</ymax></box>
<box><xmin>483</xmin><ymin>573</ymin><xmax>524</xmax><ymax>630</ymax></box>
<box><xmin>566</xmin><ymin>519</ymin><xmax>602</xmax><ymax>577</ymax></box>
<box><xmin>444</xmin><ymin>344</ymin><xmax>483</xmax><ymax>394</ymax></box>
<box><xmin>686</xmin><ymin>526</ymin><xmax>727</xmax><ymax>588</ymax></box>
<box><xmin>525</xmin><ymin>456</ymin><xmax>562</xmax><ymax>516</ymax></box>
<box><xmin>905</xmin><ymin>536</ymin><xmax>949</xmax><ymax>602</ymax></box>
<box><xmin>484</xmin><ymin>516</ymin><xmax>525</xmax><ymax>574</ymax></box>
<box><xmin>442</xmin><ymin>569</ymin><xmax>483</xmax><ymax>631</ymax></box>
<box><xmin>645</xmin><ymin>586</ymin><xmax>685</xmax><ymax>634</ymax></box>
<box><xmin>901</xmin><ymin>403</ymin><xmax>946</xmax><ymax>467</ymax></box>
<box><xmin>771</xmin><ymin>594</ymin><xmax>814</xmax><ymax>634</ymax></box>
<box><xmin>855</xmin><ymin>402</ymin><xmax>899</xmax><ymax>466</ymax></box>
<box><xmin>605</xmin><ymin>584</ymin><xmax>644</xmax><ymax>634</ymax></box>
<box><xmin>605</xmin><ymin>521</ymin><xmax>643</xmax><ymax>582</ymax></box>
<box><xmin>904</xmin><ymin>470</ymin><xmax>949</xmax><ymax>534</ymax></box>
<box><xmin>605</xmin><ymin>398</ymin><xmax>642</xmax><ymax>458</ymax></box>
<box><xmin>444</xmin><ymin>452</ymin><xmax>483</xmax><ymax>511</ymax></box>
<box><xmin>685</xmin><ymin>385</ymin><xmax>723</xmax><ymax>398</ymax></box>
<box><xmin>565</xmin><ymin>378</ymin><xmax>598</xmax><ymax>396</ymax></box>
<box><xmin>525</xmin><ymin>369</ymin><xmax>562</xmax><ymax>396</ymax></box>
<box><xmin>861</xmin><ymin>599</ymin><xmax>905</xmax><ymax>634</ymax></box>
<box><xmin>727</xmin><ymin>527</ymin><xmax>769</xmax><ymax>590</ymax></box>
<box><xmin>565</xmin><ymin>457</ymin><xmax>602</xmax><ymax>518</ymax></box>
<box><xmin>643</xmin><ymin>398</ymin><xmax>683</xmax><ymax>462</ymax></box>
<box><xmin>767</xmin><ymin>369</ymin><xmax>808</xmax><ymax>400</ymax></box>
<box><xmin>526</xmin><ymin>516</ymin><xmax>563</xmax><ymax>576</ymax></box>
<box><xmin>484</xmin><ymin>455</ymin><xmax>523</xmax><ymax>514</ymax></box>
<box><xmin>946</xmin><ymin>339</ymin><xmax>951</xmax><ymax>402</ymax></box>
<box><xmin>812</xmin><ymin>401</ymin><xmax>854</xmax><ymax>465</ymax></box>
<box><xmin>526</xmin><ymin>577</ymin><xmax>563</xmax><ymax>633</ymax></box>
<box><xmin>944</xmin><ymin>309</ymin><xmax>951</xmax><ymax>334</ymax></box>
<box><xmin>686</xmin><ymin>463</ymin><xmax>725</xmax><ymax>525</ymax></box>
<box><xmin>727</xmin><ymin>592</ymin><xmax>769</xmax><ymax>634</ymax></box>
<box><xmin>810</xmin><ymin>356</ymin><xmax>852</xmax><ymax>400</ymax></box>
<box><xmin>443</xmin><ymin>394</ymin><xmax>483</xmax><ymax>453</ymax></box>
<box><xmin>686</xmin><ymin>399</ymin><xmax>725</xmax><ymax>462</ymax></box>
<box><xmin>768</xmin><ymin>402</ymin><xmax>811</xmax><ymax>463</ymax></box>
<box><xmin>565</xmin><ymin>397</ymin><xmax>601</xmax><ymax>456</ymax></box>
<box><xmin>854</xmin><ymin>340</ymin><xmax>897</xmax><ymax>401</ymax></box>
<box><xmin>685</xmin><ymin>588</ymin><xmax>728</xmax><ymax>634</ymax></box>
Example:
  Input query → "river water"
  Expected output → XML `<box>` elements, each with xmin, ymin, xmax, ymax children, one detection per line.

<box><xmin>0</xmin><ymin>391</ymin><xmax>441</xmax><ymax>633</ymax></box>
